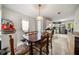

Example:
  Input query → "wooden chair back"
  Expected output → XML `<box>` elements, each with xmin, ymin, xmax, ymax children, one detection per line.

<box><xmin>9</xmin><ymin>35</ymin><xmax>15</xmax><ymax>55</ymax></box>
<box><xmin>39</xmin><ymin>32</ymin><xmax>49</xmax><ymax>54</ymax></box>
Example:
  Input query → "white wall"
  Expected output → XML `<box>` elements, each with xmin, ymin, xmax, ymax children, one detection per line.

<box><xmin>0</xmin><ymin>5</ymin><xmax>1</xmax><ymax>17</ymax></box>
<box><xmin>74</xmin><ymin>7</ymin><xmax>79</xmax><ymax>32</ymax></box>
<box><xmin>2</xmin><ymin>7</ymin><xmax>22</xmax><ymax>49</ymax></box>
<box><xmin>0</xmin><ymin>5</ymin><xmax>1</xmax><ymax>41</ymax></box>
<box><xmin>2</xmin><ymin>6</ymin><xmax>36</xmax><ymax>49</ymax></box>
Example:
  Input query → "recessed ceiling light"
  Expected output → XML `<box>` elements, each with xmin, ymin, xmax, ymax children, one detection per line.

<box><xmin>57</xmin><ymin>12</ymin><xmax>61</xmax><ymax>14</ymax></box>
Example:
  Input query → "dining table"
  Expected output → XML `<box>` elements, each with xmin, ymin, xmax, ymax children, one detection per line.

<box><xmin>23</xmin><ymin>32</ymin><xmax>42</xmax><ymax>55</ymax></box>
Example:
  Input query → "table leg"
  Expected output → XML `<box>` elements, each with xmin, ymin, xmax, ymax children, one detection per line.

<box><xmin>29</xmin><ymin>42</ymin><xmax>33</xmax><ymax>55</ymax></box>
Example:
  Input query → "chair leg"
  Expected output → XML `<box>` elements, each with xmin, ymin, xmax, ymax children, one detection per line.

<box><xmin>51</xmin><ymin>42</ymin><xmax>52</xmax><ymax>55</ymax></box>
<box><xmin>46</xmin><ymin>45</ymin><xmax>49</xmax><ymax>55</ymax></box>
<box><xmin>50</xmin><ymin>36</ymin><xmax>53</xmax><ymax>55</ymax></box>
<box><xmin>40</xmin><ymin>47</ymin><xmax>42</xmax><ymax>55</ymax></box>
<box><xmin>46</xmin><ymin>38</ymin><xmax>49</xmax><ymax>55</ymax></box>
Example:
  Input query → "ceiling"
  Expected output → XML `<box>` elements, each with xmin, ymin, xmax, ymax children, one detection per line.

<box><xmin>2</xmin><ymin>4</ymin><xmax>79</xmax><ymax>21</ymax></box>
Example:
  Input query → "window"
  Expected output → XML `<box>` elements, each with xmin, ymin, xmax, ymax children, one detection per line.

<box><xmin>22</xmin><ymin>20</ymin><xmax>29</xmax><ymax>32</ymax></box>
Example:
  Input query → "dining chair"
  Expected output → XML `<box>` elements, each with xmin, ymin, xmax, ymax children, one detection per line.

<box><xmin>49</xmin><ymin>29</ymin><xmax>54</xmax><ymax>55</ymax></box>
<box><xmin>9</xmin><ymin>35</ymin><xmax>15</xmax><ymax>55</ymax></box>
<box><xmin>33</xmin><ymin>32</ymin><xmax>49</xmax><ymax>55</ymax></box>
<box><xmin>9</xmin><ymin>35</ymin><xmax>29</xmax><ymax>55</ymax></box>
<box><xmin>45</xmin><ymin>28</ymin><xmax>54</xmax><ymax>55</ymax></box>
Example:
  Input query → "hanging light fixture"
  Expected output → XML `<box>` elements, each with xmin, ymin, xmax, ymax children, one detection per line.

<box><xmin>36</xmin><ymin>4</ymin><xmax>43</xmax><ymax>20</ymax></box>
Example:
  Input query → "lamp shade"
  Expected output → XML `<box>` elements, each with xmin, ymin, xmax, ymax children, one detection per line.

<box><xmin>36</xmin><ymin>16</ymin><xmax>43</xmax><ymax>20</ymax></box>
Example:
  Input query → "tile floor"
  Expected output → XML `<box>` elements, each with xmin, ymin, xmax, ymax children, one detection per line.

<box><xmin>49</xmin><ymin>34</ymin><xmax>75</xmax><ymax>55</ymax></box>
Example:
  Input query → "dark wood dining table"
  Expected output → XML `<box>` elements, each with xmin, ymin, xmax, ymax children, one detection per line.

<box><xmin>24</xmin><ymin>32</ymin><xmax>42</xmax><ymax>55</ymax></box>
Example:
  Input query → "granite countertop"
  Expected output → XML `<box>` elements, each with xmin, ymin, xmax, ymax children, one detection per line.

<box><xmin>73</xmin><ymin>32</ymin><xmax>79</xmax><ymax>37</ymax></box>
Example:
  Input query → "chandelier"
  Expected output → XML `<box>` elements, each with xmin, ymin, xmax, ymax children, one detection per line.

<box><xmin>36</xmin><ymin>4</ymin><xmax>43</xmax><ymax>20</ymax></box>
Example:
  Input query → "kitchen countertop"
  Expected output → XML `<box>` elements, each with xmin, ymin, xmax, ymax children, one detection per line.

<box><xmin>73</xmin><ymin>32</ymin><xmax>79</xmax><ymax>37</ymax></box>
